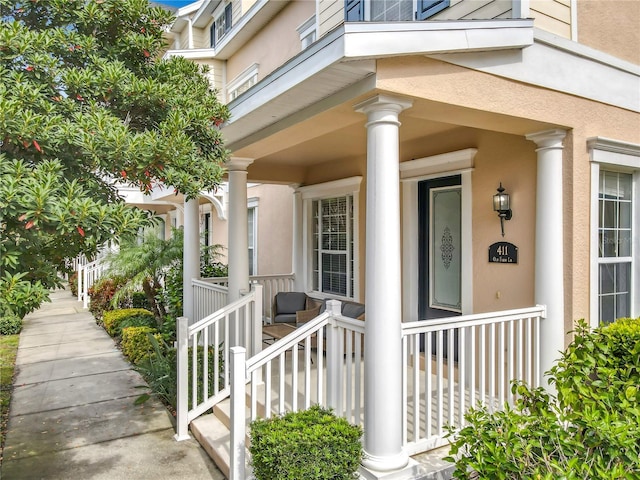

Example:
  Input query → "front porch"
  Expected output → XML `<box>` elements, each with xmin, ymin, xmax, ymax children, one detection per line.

<box><xmin>177</xmin><ymin>279</ymin><xmax>545</xmax><ymax>479</ymax></box>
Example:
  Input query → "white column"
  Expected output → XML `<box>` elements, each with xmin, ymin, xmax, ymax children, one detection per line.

<box><xmin>227</xmin><ymin>158</ymin><xmax>254</xmax><ymax>302</ymax></box>
<box><xmin>526</xmin><ymin>129</ymin><xmax>567</xmax><ymax>388</ymax></box>
<box><xmin>183</xmin><ymin>198</ymin><xmax>200</xmax><ymax>322</ymax></box>
<box><xmin>355</xmin><ymin>94</ymin><xmax>412</xmax><ymax>473</ymax></box>
<box><xmin>291</xmin><ymin>188</ymin><xmax>305</xmax><ymax>291</ymax></box>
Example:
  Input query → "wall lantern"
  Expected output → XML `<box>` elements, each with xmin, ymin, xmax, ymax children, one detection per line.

<box><xmin>493</xmin><ymin>183</ymin><xmax>512</xmax><ymax>237</ymax></box>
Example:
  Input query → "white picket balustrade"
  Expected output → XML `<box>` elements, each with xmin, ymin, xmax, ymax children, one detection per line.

<box><xmin>78</xmin><ymin>259</ymin><xmax>109</xmax><ymax>308</ymax></box>
<box><xmin>175</xmin><ymin>284</ymin><xmax>263</xmax><ymax>441</ymax></box>
<box><xmin>229</xmin><ymin>300</ymin><xmax>365</xmax><ymax>479</ymax></box>
<box><xmin>192</xmin><ymin>279</ymin><xmax>229</xmax><ymax>324</ymax></box>
<box><xmin>400</xmin><ymin>305</ymin><xmax>545</xmax><ymax>455</ymax></box>
<box><xmin>202</xmin><ymin>273</ymin><xmax>295</xmax><ymax>321</ymax></box>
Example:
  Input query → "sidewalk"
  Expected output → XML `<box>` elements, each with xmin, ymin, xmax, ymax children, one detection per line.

<box><xmin>1</xmin><ymin>288</ymin><xmax>224</xmax><ymax>480</ymax></box>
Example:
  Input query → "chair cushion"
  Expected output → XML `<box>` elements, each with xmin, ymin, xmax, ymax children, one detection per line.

<box><xmin>342</xmin><ymin>302</ymin><xmax>365</xmax><ymax>320</ymax></box>
<box><xmin>274</xmin><ymin>313</ymin><xmax>297</xmax><ymax>324</ymax></box>
<box><xmin>275</xmin><ymin>292</ymin><xmax>308</xmax><ymax>314</ymax></box>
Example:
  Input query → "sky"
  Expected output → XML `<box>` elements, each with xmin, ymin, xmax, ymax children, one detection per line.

<box><xmin>156</xmin><ymin>1</ymin><xmax>195</xmax><ymax>6</ymax></box>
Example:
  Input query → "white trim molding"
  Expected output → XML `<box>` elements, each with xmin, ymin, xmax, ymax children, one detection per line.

<box><xmin>401</xmin><ymin>149</ymin><xmax>476</xmax><ymax>323</ymax></box>
<box><xmin>297</xmin><ymin>176</ymin><xmax>363</xmax><ymax>200</ymax></box>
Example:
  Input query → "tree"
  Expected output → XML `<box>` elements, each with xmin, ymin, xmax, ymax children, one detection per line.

<box><xmin>0</xmin><ymin>0</ymin><xmax>229</xmax><ymax>314</ymax></box>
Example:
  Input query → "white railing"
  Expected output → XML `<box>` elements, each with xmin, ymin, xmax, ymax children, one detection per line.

<box><xmin>228</xmin><ymin>300</ymin><xmax>365</xmax><ymax>479</ymax></box>
<box><xmin>203</xmin><ymin>273</ymin><xmax>295</xmax><ymax>321</ymax></box>
<box><xmin>192</xmin><ymin>279</ymin><xmax>229</xmax><ymax>324</ymax></box>
<box><xmin>175</xmin><ymin>284</ymin><xmax>264</xmax><ymax>441</ymax></box>
<box><xmin>400</xmin><ymin>305</ymin><xmax>545</xmax><ymax>455</ymax></box>
<box><xmin>78</xmin><ymin>259</ymin><xmax>109</xmax><ymax>308</ymax></box>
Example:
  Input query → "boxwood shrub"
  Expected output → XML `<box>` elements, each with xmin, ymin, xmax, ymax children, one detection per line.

<box><xmin>249</xmin><ymin>405</ymin><xmax>363</xmax><ymax>480</ymax></box>
<box><xmin>446</xmin><ymin>317</ymin><xmax>640</xmax><ymax>479</ymax></box>
<box><xmin>103</xmin><ymin>308</ymin><xmax>155</xmax><ymax>337</ymax></box>
<box><xmin>121</xmin><ymin>326</ymin><xmax>161</xmax><ymax>365</ymax></box>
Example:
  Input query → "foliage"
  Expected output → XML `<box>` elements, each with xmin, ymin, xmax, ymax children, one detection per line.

<box><xmin>0</xmin><ymin>312</ymin><xmax>22</xmax><ymax>335</ymax></box>
<box><xmin>0</xmin><ymin>0</ymin><xmax>228</xmax><ymax>309</ymax></box>
<box><xmin>0</xmin><ymin>272</ymin><xmax>49</xmax><ymax>319</ymax></box>
<box><xmin>249</xmin><ymin>405</ymin><xmax>363</xmax><ymax>480</ymax></box>
<box><xmin>163</xmin><ymin>240</ymin><xmax>227</xmax><ymax>318</ymax></box>
<box><xmin>102</xmin><ymin>308</ymin><xmax>155</xmax><ymax>337</ymax></box>
<box><xmin>0</xmin><ymin>334</ymin><xmax>19</xmax><ymax>459</ymax></box>
<box><xmin>446</xmin><ymin>318</ymin><xmax>640</xmax><ymax>479</ymax></box>
<box><xmin>106</xmin><ymin>228</ymin><xmax>183</xmax><ymax>324</ymax></box>
<box><xmin>135</xmin><ymin>338</ymin><xmax>222</xmax><ymax>411</ymax></box>
<box><xmin>121</xmin><ymin>326</ymin><xmax>160</xmax><ymax>365</ymax></box>
<box><xmin>88</xmin><ymin>275</ymin><xmax>127</xmax><ymax>321</ymax></box>
<box><xmin>68</xmin><ymin>272</ymin><xmax>78</xmax><ymax>297</ymax></box>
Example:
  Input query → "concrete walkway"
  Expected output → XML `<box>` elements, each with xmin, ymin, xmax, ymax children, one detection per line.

<box><xmin>2</xmin><ymin>288</ymin><xmax>224</xmax><ymax>480</ymax></box>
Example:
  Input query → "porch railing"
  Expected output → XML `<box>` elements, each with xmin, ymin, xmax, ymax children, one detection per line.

<box><xmin>192</xmin><ymin>279</ymin><xmax>229</xmax><ymax>324</ymax></box>
<box><xmin>400</xmin><ymin>305</ymin><xmax>545</xmax><ymax>455</ymax></box>
<box><xmin>202</xmin><ymin>273</ymin><xmax>295</xmax><ymax>322</ymax></box>
<box><xmin>228</xmin><ymin>300</ymin><xmax>365</xmax><ymax>479</ymax></box>
<box><xmin>78</xmin><ymin>259</ymin><xmax>109</xmax><ymax>309</ymax></box>
<box><xmin>175</xmin><ymin>284</ymin><xmax>263</xmax><ymax>441</ymax></box>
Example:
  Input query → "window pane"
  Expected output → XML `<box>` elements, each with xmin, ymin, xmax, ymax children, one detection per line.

<box><xmin>601</xmin><ymin>200</ymin><xmax>616</xmax><ymax>228</ymax></box>
<box><xmin>600</xmin><ymin>295</ymin><xmax>615</xmax><ymax>324</ymax></box>
<box><xmin>602</xmin><ymin>230</ymin><xmax>617</xmax><ymax>257</ymax></box>
<box><xmin>619</xmin><ymin>231</ymin><xmax>631</xmax><ymax>257</ymax></box>
<box><xmin>618</xmin><ymin>173</ymin><xmax>632</xmax><ymax>200</ymax></box>
<box><xmin>600</xmin><ymin>264</ymin><xmax>614</xmax><ymax>294</ymax></box>
<box><xmin>620</xmin><ymin>202</ymin><xmax>631</xmax><ymax>228</ymax></box>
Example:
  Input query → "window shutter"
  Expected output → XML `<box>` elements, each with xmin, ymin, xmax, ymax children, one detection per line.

<box><xmin>417</xmin><ymin>0</ymin><xmax>449</xmax><ymax>20</ymax></box>
<box><xmin>345</xmin><ymin>0</ymin><xmax>364</xmax><ymax>21</ymax></box>
<box><xmin>210</xmin><ymin>23</ymin><xmax>216</xmax><ymax>47</ymax></box>
<box><xmin>224</xmin><ymin>3</ymin><xmax>232</xmax><ymax>32</ymax></box>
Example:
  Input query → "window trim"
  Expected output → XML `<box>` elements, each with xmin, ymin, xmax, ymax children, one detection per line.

<box><xmin>589</xmin><ymin>137</ymin><xmax>640</xmax><ymax>326</ymax></box>
<box><xmin>210</xmin><ymin>3</ymin><xmax>232</xmax><ymax>48</ymax></box>
<box><xmin>297</xmin><ymin>15</ymin><xmax>317</xmax><ymax>50</ymax></box>
<box><xmin>227</xmin><ymin>63</ymin><xmax>259</xmax><ymax>102</ymax></box>
<box><xmin>248</xmin><ymin>198</ymin><xmax>258</xmax><ymax>276</ymax></box>
<box><xmin>298</xmin><ymin>177</ymin><xmax>362</xmax><ymax>301</ymax></box>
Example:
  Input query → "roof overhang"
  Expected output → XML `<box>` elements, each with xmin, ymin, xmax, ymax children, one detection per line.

<box><xmin>223</xmin><ymin>19</ymin><xmax>534</xmax><ymax>150</ymax></box>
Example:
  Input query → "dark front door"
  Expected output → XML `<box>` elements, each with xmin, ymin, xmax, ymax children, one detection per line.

<box><xmin>418</xmin><ymin>175</ymin><xmax>462</xmax><ymax>359</ymax></box>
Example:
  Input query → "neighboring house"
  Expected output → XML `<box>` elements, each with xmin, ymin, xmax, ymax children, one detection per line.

<box><xmin>121</xmin><ymin>182</ymin><xmax>294</xmax><ymax>275</ymax></box>
<box><xmin>156</xmin><ymin>0</ymin><xmax>639</xmax><ymax>478</ymax></box>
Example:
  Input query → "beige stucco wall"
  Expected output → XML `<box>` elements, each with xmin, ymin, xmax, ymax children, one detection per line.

<box><xmin>226</xmin><ymin>1</ymin><xmax>315</xmax><ymax>85</ymax></box>
<box><xmin>205</xmin><ymin>184</ymin><xmax>293</xmax><ymax>275</ymax></box>
<box><xmin>577</xmin><ymin>0</ymin><xmax>640</xmax><ymax>65</ymax></box>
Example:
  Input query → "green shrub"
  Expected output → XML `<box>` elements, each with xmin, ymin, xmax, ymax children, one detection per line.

<box><xmin>69</xmin><ymin>272</ymin><xmax>78</xmax><ymax>297</ymax></box>
<box><xmin>0</xmin><ymin>313</ymin><xmax>22</xmax><ymax>335</ymax></box>
<box><xmin>121</xmin><ymin>326</ymin><xmax>161</xmax><ymax>365</ymax></box>
<box><xmin>0</xmin><ymin>272</ymin><xmax>49</xmax><ymax>319</ymax></box>
<box><xmin>249</xmin><ymin>405</ymin><xmax>363</xmax><ymax>480</ymax></box>
<box><xmin>135</xmin><ymin>339</ymin><xmax>223</xmax><ymax>410</ymax></box>
<box><xmin>88</xmin><ymin>275</ymin><xmax>127</xmax><ymax>321</ymax></box>
<box><xmin>129</xmin><ymin>291</ymin><xmax>151</xmax><ymax>310</ymax></box>
<box><xmin>446</xmin><ymin>318</ymin><xmax>640</xmax><ymax>479</ymax></box>
<box><xmin>103</xmin><ymin>308</ymin><xmax>155</xmax><ymax>337</ymax></box>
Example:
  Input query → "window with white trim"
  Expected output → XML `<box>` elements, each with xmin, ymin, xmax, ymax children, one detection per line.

<box><xmin>299</xmin><ymin>177</ymin><xmax>361</xmax><ymax>300</ymax></box>
<box><xmin>312</xmin><ymin>196</ymin><xmax>354</xmax><ymax>297</ymax></box>
<box><xmin>248</xmin><ymin>201</ymin><xmax>258</xmax><ymax>275</ymax></box>
<box><xmin>589</xmin><ymin>137</ymin><xmax>640</xmax><ymax>326</ymax></box>
<box><xmin>597</xmin><ymin>170</ymin><xmax>633</xmax><ymax>323</ymax></box>
<box><xmin>297</xmin><ymin>15</ymin><xmax>316</xmax><ymax>50</ymax></box>
<box><xmin>210</xmin><ymin>3</ymin><xmax>232</xmax><ymax>48</ymax></box>
<box><xmin>227</xmin><ymin>64</ymin><xmax>259</xmax><ymax>102</ymax></box>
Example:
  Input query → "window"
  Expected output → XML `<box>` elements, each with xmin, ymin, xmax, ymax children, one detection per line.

<box><xmin>345</xmin><ymin>0</ymin><xmax>449</xmax><ymax>21</ymax></box>
<box><xmin>297</xmin><ymin>16</ymin><xmax>316</xmax><ymax>50</ymax></box>
<box><xmin>312</xmin><ymin>196</ymin><xmax>355</xmax><ymax>297</ymax></box>
<box><xmin>248</xmin><ymin>200</ymin><xmax>258</xmax><ymax>276</ymax></box>
<box><xmin>227</xmin><ymin>63</ymin><xmax>258</xmax><ymax>102</ymax></box>
<box><xmin>597</xmin><ymin>171</ymin><xmax>633</xmax><ymax>323</ymax></box>
<box><xmin>203</xmin><ymin>212</ymin><xmax>211</xmax><ymax>247</ymax></box>
<box><xmin>589</xmin><ymin>137</ymin><xmax>639</xmax><ymax>326</ymax></box>
<box><xmin>299</xmin><ymin>177</ymin><xmax>361</xmax><ymax>300</ymax></box>
<box><xmin>210</xmin><ymin>3</ymin><xmax>232</xmax><ymax>48</ymax></box>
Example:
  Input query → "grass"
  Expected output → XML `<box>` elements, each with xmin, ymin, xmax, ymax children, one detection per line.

<box><xmin>0</xmin><ymin>334</ymin><xmax>20</xmax><ymax>466</ymax></box>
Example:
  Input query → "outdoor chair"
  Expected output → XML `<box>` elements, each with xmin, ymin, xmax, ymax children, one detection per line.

<box><xmin>271</xmin><ymin>292</ymin><xmax>320</xmax><ymax>324</ymax></box>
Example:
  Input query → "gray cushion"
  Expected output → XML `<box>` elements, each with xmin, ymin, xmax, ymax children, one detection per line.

<box><xmin>275</xmin><ymin>292</ymin><xmax>307</xmax><ymax>314</ymax></box>
<box><xmin>274</xmin><ymin>313</ymin><xmax>297</xmax><ymax>324</ymax></box>
<box><xmin>342</xmin><ymin>302</ymin><xmax>365</xmax><ymax>319</ymax></box>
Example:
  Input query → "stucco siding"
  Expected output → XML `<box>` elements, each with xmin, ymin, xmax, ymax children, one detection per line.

<box><xmin>576</xmin><ymin>0</ymin><xmax>640</xmax><ymax>65</ymax></box>
<box><xmin>319</xmin><ymin>0</ymin><xmax>344</xmax><ymax>37</ymax></box>
<box><xmin>226</xmin><ymin>1</ymin><xmax>315</xmax><ymax>87</ymax></box>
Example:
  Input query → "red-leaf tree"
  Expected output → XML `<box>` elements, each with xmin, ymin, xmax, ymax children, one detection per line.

<box><xmin>0</xmin><ymin>0</ymin><xmax>229</xmax><ymax>316</ymax></box>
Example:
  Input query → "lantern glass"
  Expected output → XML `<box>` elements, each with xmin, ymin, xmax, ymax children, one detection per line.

<box><xmin>493</xmin><ymin>192</ymin><xmax>510</xmax><ymax>212</ymax></box>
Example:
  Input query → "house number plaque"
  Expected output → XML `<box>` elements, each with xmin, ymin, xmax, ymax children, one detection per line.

<box><xmin>488</xmin><ymin>242</ymin><xmax>518</xmax><ymax>264</ymax></box>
